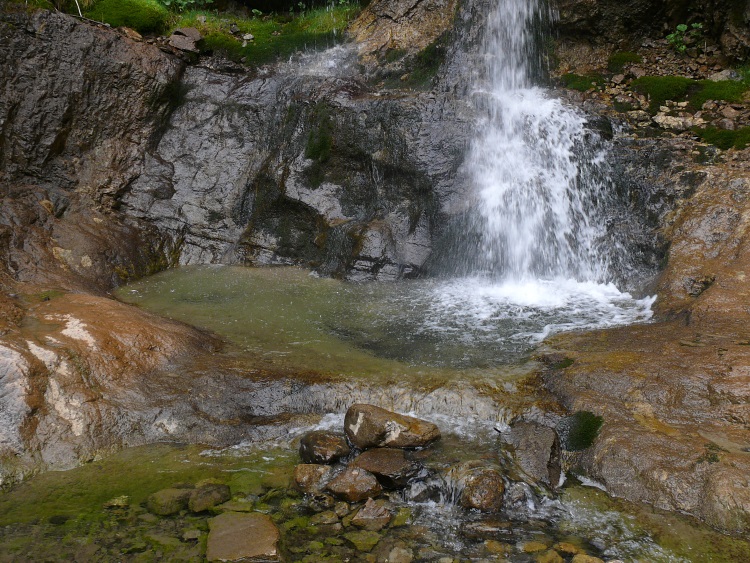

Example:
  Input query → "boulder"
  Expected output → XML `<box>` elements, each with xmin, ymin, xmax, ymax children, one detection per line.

<box><xmin>351</xmin><ymin>448</ymin><xmax>424</xmax><ymax>488</ymax></box>
<box><xmin>206</xmin><ymin>512</ymin><xmax>280</xmax><ymax>562</ymax></box>
<box><xmin>344</xmin><ymin>404</ymin><xmax>440</xmax><ymax>449</ymax></box>
<box><xmin>189</xmin><ymin>483</ymin><xmax>231</xmax><ymax>513</ymax></box>
<box><xmin>447</xmin><ymin>462</ymin><xmax>505</xmax><ymax>512</ymax></box>
<box><xmin>326</xmin><ymin>467</ymin><xmax>383</xmax><ymax>502</ymax></box>
<box><xmin>299</xmin><ymin>430</ymin><xmax>351</xmax><ymax>464</ymax></box>
<box><xmin>294</xmin><ymin>464</ymin><xmax>333</xmax><ymax>493</ymax></box>
<box><xmin>351</xmin><ymin>498</ymin><xmax>392</xmax><ymax>531</ymax></box>
<box><xmin>504</xmin><ymin>420</ymin><xmax>561</xmax><ymax>488</ymax></box>
<box><xmin>146</xmin><ymin>488</ymin><xmax>192</xmax><ymax>516</ymax></box>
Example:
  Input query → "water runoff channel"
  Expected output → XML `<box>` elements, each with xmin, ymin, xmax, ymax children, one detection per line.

<box><xmin>6</xmin><ymin>0</ymin><xmax>737</xmax><ymax>562</ymax></box>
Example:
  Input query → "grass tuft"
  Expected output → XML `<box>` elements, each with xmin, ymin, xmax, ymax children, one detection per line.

<box><xmin>84</xmin><ymin>0</ymin><xmax>169</xmax><ymax>33</ymax></box>
<box><xmin>560</xmin><ymin>73</ymin><xmax>605</xmax><ymax>92</ymax></box>
<box><xmin>607</xmin><ymin>51</ymin><xmax>641</xmax><ymax>73</ymax></box>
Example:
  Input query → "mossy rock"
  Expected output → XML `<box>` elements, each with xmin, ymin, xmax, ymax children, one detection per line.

<box><xmin>560</xmin><ymin>73</ymin><xmax>605</xmax><ymax>92</ymax></box>
<box><xmin>565</xmin><ymin>411</ymin><xmax>604</xmax><ymax>451</ymax></box>
<box><xmin>631</xmin><ymin>76</ymin><xmax>749</xmax><ymax>114</ymax></box>
<box><xmin>84</xmin><ymin>0</ymin><xmax>169</xmax><ymax>33</ymax></box>
<box><xmin>607</xmin><ymin>51</ymin><xmax>641</xmax><ymax>73</ymax></box>
<box><xmin>693</xmin><ymin>125</ymin><xmax>750</xmax><ymax>150</ymax></box>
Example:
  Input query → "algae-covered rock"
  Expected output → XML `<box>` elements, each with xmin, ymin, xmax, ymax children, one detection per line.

<box><xmin>146</xmin><ymin>488</ymin><xmax>192</xmax><ymax>516</ymax></box>
<box><xmin>188</xmin><ymin>483</ymin><xmax>231</xmax><ymax>513</ymax></box>
<box><xmin>343</xmin><ymin>529</ymin><xmax>381</xmax><ymax>552</ymax></box>
<box><xmin>206</xmin><ymin>512</ymin><xmax>280</xmax><ymax>562</ymax></box>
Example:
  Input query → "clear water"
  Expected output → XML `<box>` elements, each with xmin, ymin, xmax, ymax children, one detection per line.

<box><xmin>117</xmin><ymin>265</ymin><xmax>653</xmax><ymax>372</ymax></box>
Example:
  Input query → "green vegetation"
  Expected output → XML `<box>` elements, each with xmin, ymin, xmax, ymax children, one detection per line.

<box><xmin>176</xmin><ymin>4</ymin><xmax>360</xmax><ymax>65</ymax></box>
<box><xmin>666</xmin><ymin>22</ymin><xmax>703</xmax><ymax>54</ymax></box>
<box><xmin>560</xmin><ymin>73</ymin><xmax>605</xmax><ymax>92</ymax></box>
<box><xmin>305</xmin><ymin>103</ymin><xmax>334</xmax><ymax>186</ymax></box>
<box><xmin>607</xmin><ymin>51</ymin><xmax>641</xmax><ymax>73</ymax></box>
<box><xmin>693</xmin><ymin>126</ymin><xmax>750</xmax><ymax>150</ymax></box>
<box><xmin>83</xmin><ymin>0</ymin><xmax>169</xmax><ymax>33</ymax></box>
<box><xmin>551</xmin><ymin>357</ymin><xmax>574</xmax><ymax>369</ymax></box>
<box><xmin>566</xmin><ymin>410</ymin><xmax>604</xmax><ymax>451</ymax></box>
<box><xmin>631</xmin><ymin>75</ymin><xmax>750</xmax><ymax>114</ymax></box>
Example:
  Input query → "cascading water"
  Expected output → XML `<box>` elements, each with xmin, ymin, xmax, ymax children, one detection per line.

<box><xmin>469</xmin><ymin>0</ymin><xmax>610</xmax><ymax>281</ymax></box>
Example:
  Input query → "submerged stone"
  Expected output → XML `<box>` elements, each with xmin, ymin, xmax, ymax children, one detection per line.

<box><xmin>294</xmin><ymin>464</ymin><xmax>333</xmax><ymax>493</ymax></box>
<box><xmin>343</xmin><ymin>529</ymin><xmax>381</xmax><ymax>552</ymax></box>
<box><xmin>146</xmin><ymin>488</ymin><xmax>192</xmax><ymax>516</ymax></box>
<box><xmin>344</xmin><ymin>404</ymin><xmax>440</xmax><ymax>449</ymax></box>
<box><xmin>351</xmin><ymin>498</ymin><xmax>392</xmax><ymax>531</ymax></box>
<box><xmin>189</xmin><ymin>483</ymin><xmax>231</xmax><ymax>513</ymax></box>
<box><xmin>461</xmin><ymin>519</ymin><xmax>513</xmax><ymax>540</ymax></box>
<box><xmin>206</xmin><ymin>512</ymin><xmax>280</xmax><ymax>562</ymax></box>
<box><xmin>299</xmin><ymin>430</ymin><xmax>350</xmax><ymax>464</ymax></box>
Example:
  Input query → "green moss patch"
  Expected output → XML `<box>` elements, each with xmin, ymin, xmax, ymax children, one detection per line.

<box><xmin>560</xmin><ymin>73</ymin><xmax>605</xmax><ymax>92</ymax></box>
<box><xmin>565</xmin><ymin>411</ymin><xmax>603</xmax><ymax>451</ymax></box>
<box><xmin>607</xmin><ymin>51</ymin><xmax>641</xmax><ymax>73</ymax></box>
<box><xmin>84</xmin><ymin>0</ymin><xmax>169</xmax><ymax>33</ymax></box>
<box><xmin>693</xmin><ymin>125</ymin><xmax>750</xmax><ymax>150</ymax></box>
<box><xmin>631</xmin><ymin>76</ymin><xmax>750</xmax><ymax>114</ymax></box>
<box><xmin>176</xmin><ymin>4</ymin><xmax>359</xmax><ymax>66</ymax></box>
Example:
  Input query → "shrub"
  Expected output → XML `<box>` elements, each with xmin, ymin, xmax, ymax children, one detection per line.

<box><xmin>607</xmin><ymin>51</ymin><xmax>641</xmax><ymax>73</ymax></box>
<box><xmin>84</xmin><ymin>0</ymin><xmax>169</xmax><ymax>33</ymax></box>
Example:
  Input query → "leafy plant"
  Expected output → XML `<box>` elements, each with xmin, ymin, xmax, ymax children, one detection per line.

<box><xmin>666</xmin><ymin>22</ymin><xmax>703</xmax><ymax>54</ymax></box>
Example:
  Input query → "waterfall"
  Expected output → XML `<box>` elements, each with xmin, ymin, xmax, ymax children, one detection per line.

<box><xmin>467</xmin><ymin>0</ymin><xmax>612</xmax><ymax>282</ymax></box>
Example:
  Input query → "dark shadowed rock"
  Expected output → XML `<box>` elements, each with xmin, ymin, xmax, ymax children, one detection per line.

<box><xmin>344</xmin><ymin>404</ymin><xmax>440</xmax><ymax>449</ymax></box>
<box><xmin>147</xmin><ymin>488</ymin><xmax>192</xmax><ymax>516</ymax></box>
<box><xmin>189</xmin><ymin>483</ymin><xmax>231</xmax><ymax>513</ymax></box>
<box><xmin>326</xmin><ymin>467</ymin><xmax>383</xmax><ymax>502</ymax></box>
<box><xmin>294</xmin><ymin>464</ymin><xmax>333</xmax><ymax>493</ymax></box>
<box><xmin>504</xmin><ymin>420</ymin><xmax>561</xmax><ymax>488</ymax></box>
<box><xmin>299</xmin><ymin>430</ymin><xmax>351</xmax><ymax>464</ymax></box>
<box><xmin>206</xmin><ymin>512</ymin><xmax>280</xmax><ymax>562</ymax></box>
<box><xmin>351</xmin><ymin>448</ymin><xmax>425</xmax><ymax>488</ymax></box>
<box><xmin>351</xmin><ymin>498</ymin><xmax>392</xmax><ymax>531</ymax></box>
<box><xmin>448</xmin><ymin>462</ymin><xmax>505</xmax><ymax>512</ymax></box>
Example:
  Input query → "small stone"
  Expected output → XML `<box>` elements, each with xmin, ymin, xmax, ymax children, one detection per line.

<box><xmin>196</xmin><ymin>15</ymin><xmax>206</xmax><ymax>23</ymax></box>
<box><xmin>310</xmin><ymin>510</ymin><xmax>339</xmax><ymax>525</ymax></box>
<box><xmin>537</xmin><ymin>550</ymin><xmax>564</xmax><ymax>563</ymax></box>
<box><xmin>146</xmin><ymin>488</ymin><xmax>191</xmax><ymax>516</ymax></box>
<box><xmin>299</xmin><ymin>431</ymin><xmax>350</xmax><ymax>464</ymax></box>
<box><xmin>294</xmin><ymin>464</ymin><xmax>333</xmax><ymax>493</ymax></box>
<box><xmin>334</xmin><ymin>501</ymin><xmax>350</xmax><ymax>517</ymax></box>
<box><xmin>390</xmin><ymin>507</ymin><xmax>412</xmax><ymax>527</ymax></box>
<box><xmin>206</xmin><ymin>512</ymin><xmax>280</xmax><ymax>562</ymax></box>
<box><xmin>612</xmin><ymin>74</ymin><xmax>625</xmax><ymax>84</ymax></box>
<box><xmin>351</xmin><ymin>498</ymin><xmax>392</xmax><ymax>531</ymax></box>
<box><xmin>554</xmin><ymin>542</ymin><xmax>581</xmax><ymax>555</ymax></box>
<box><xmin>343</xmin><ymin>530</ymin><xmax>381</xmax><ymax>552</ymax></box>
<box><xmin>448</xmin><ymin>462</ymin><xmax>505</xmax><ymax>512</ymax></box>
<box><xmin>388</xmin><ymin>546</ymin><xmax>414</xmax><ymax>563</ymax></box>
<box><xmin>182</xmin><ymin>529</ymin><xmax>201</xmax><ymax>541</ymax></box>
<box><xmin>103</xmin><ymin>495</ymin><xmax>130</xmax><ymax>509</ymax></box>
<box><xmin>326</xmin><ymin>467</ymin><xmax>383</xmax><ymax>502</ymax></box>
<box><xmin>119</xmin><ymin>27</ymin><xmax>142</xmax><ymax>42</ymax></box>
<box><xmin>522</xmin><ymin>541</ymin><xmax>549</xmax><ymax>553</ymax></box>
<box><xmin>189</xmin><ymin>483</ymin><xmax>231</xmax><ymax>513</ymax></box>
<box><xmin>344</xmin><ymin>404</ymin><xmax>440</xmax><ymax>449</ymax></box>
<box><xmin>716</xmin><ymin>118</ymin><xmax>737</xmax><ymax>130</ymax></box>
<box><xmin>572</xmin><ymin>555</ymin><xmax>605</xmax><ymax>563</ymax></box>
<box><xmin>485</xmin><ymin>540</ymin><xmax>512</xmax><ymax>555</ymax></box>
<box><xmin>242</xmin><ymin>33</ymin><xmax>254</xmax><ymax>41</ymax></box>
<box><xmin>721</xmin><ymin>106</ymin><xmax>741</xmax><ymax>119</ymax></box>
<box><xmin>461</xmin><ymin>519</ymin><xmax>513</xmax><ymax>540</ymax></box>
<box><xmin>230</xmin><ymin>23</ymin><xmax>240</xmax><ymax>34</ymax></box>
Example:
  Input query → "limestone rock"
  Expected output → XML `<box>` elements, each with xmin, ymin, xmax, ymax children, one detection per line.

<box><xmin>326</xmin><ymin>467</ymin><xmax>383</xmax><ymax>502</ymax></box>
<box><xmin>189</xmin><ymin>483</ymin><xmax>231</xmax><ymax>513</ymax></box>
<box><xmin>299</xmin><ymin>430</ymin><xmax>350</xmax><ymax>464</ymax></box>
<box><xmin>294</xmin><ymin>464</ymin><xmax>333</xmax><ymax>493</ymax></box>
<box><xmin>351</xmin><ymin>448</ymin><xmax>424</xmax><ymax>488</ymax></box>
<box><xmin>146</xmin><ymin>488</ymin><xmax>192</xmax><ymax>516</ymax></box>
<box><xmin>504</xmin><ymin>420</ymin><xmax>561</xmax><ymax>487</ymax></box>
<box><xmin>344</xmin><ymin>404</ymin><xmax>440</xmax><ymax>449</ymax></box>
<box><xmin>206</xmin><ymin>512</ymin><xmax>280</xmax><ymax>562</ymax></box>
<box><xmin>351</xmin><ymin>498</ymin><xmax>392</xmax><ymax>531</ymax></box>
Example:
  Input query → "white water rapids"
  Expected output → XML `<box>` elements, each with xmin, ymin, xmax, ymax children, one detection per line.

<box><xmin>433</xmin><ymin>0</ymin><xmax>654</xmax><ymax>338</ymax></box>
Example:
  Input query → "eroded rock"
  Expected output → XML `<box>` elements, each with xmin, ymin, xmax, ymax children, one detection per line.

<box><xmin>344</xmin><ymin>404</ymin><xmax>440</xmax><ymax>449</ymax></box>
